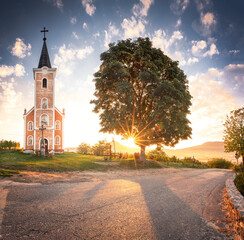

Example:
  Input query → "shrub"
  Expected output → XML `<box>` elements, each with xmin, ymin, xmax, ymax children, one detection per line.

<box><xmin>170</xmin><ymin>155</ymin><xmax>180</xmax><ymax>162</ymax></box>
<box><xmin>234</xmin><ymin>172</ymin><xmax>244</xmax><ymax>196</ymax></box>
<box><xmin>207</xmin><ymin>158</ymin><xmax>233</xmax><ymax>169</ymax></box>
<box><xmin>233</xmin><ymin>165</ymin><xmax>244</xmax><ymax>173</ymax></box>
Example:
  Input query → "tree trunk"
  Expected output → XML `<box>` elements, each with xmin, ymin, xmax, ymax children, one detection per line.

<box><xmin>242</xmin><ymin>155</ymin><xmax>244</xmax><ymax>166</ymax></box>
<box><xmin>140</xmin><ymin>145</ymin><xmax>147</xmax><ymax>164</ymax></box>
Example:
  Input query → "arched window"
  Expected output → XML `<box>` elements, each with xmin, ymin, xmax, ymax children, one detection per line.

<box><xmin>41</xmin><ymin>98</ymin><xmax>48</xmax><ymax>109</ymax></box>
<box><xmin>27</xmin><ymin>135</ymin><xmax>33</xmax><ymax>146</ymax></box>
<box><xmin>40</xmin><ymin>114</ymin><xmax>49</xmax><ymax>126</ymax></box>
<box><xmin>55</xmin><ymin>135</ymin><xmax>60</xmax><ymax>145</ymax></box>
<box><xmin>55</xmin><ymin>120</ymin><xmax>61</xmax><ymax>130</ymax></box>
<box><xmin>28</xmin><ymin>121</ymin><xmax>33</xmax><ymax>131</ymax></box>
<box><xmin>42</xmin><ymin>78</ymin><xmax>47</xmax><ymax>88</ymax></box>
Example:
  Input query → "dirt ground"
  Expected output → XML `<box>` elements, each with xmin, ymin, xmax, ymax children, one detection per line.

<box><xmin>3</xmin><ymin>167</ymin><xmax>190</xmax><ymax>184</ymax></box>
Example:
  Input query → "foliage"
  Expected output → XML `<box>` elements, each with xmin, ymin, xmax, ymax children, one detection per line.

<box><xmin>234</xmin><ymin>172</ymin><xmax>244</xmax><ymax>196</ymax></box>
<box><xmin>77</xmin><ymin>142</ymin><xmax>92</xmax><ymax>155</ymax></box>
<box><xmin>207</xmin><ymin>158</ymin><xmax>233</xmax><ymax>169</ymax></box>
<box><xmin>119</xmin><ymin>158</ymin><xmax>162</xmax><ymax>169</ymax></box>
<box><xmin>92</xmin><ymin>140</ymin><xmax>111</xmax><ymax>156</ymax></box>
<box><xmin>91</xmin><ymin>37</ymin><xmax>192</xmax><ymax>162</ymax></box>
<box><xmin>223</xmin><ymin>107</ymin><xmax>244</xmax><ymax>164</ymax></box>
<box><xmin>233</xmin><ymin>165</ymin><xmax>244</xmax><ymax>173</ymax></box>
<box><xmin>147</xmin><ymin>148</ymin><xmax>167</xmax><ymax>161</ymax></box>
<box><xmin>0</xmin><ymin>140</ymin><xmax>20</xmax><ymax>150</ymax></box>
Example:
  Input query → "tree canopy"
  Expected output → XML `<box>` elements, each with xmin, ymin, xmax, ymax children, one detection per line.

<box><xmin>91</xmin><ymin>37</ymin><xmax>192</xmax><ymax>161</ymax></box>
<box><xmin>223</xmin><ymin>107</ymin><xmax>244</xmax><ymax>164</ymax></box>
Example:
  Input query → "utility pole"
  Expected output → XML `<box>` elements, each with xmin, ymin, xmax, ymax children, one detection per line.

<box><xmin>39</xmin><ymin>125</ymin><xmax>46</xmax><ymax>157</ymax></box>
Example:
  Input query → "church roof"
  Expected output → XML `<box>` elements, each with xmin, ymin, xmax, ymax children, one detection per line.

<box><xmin>38</xmin><ymin>39</ymin><xmax>51</xmax><ymax>68</ymax></box>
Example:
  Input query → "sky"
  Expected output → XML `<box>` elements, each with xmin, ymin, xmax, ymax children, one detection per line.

<box><xmin>0</xmin><ymin>0</ymin><xmax>243</xmax><ymax>149</ymax></box>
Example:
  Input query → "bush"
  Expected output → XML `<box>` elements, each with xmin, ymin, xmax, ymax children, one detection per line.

<box><xmin>170</xmin><ymin>155</ymin><xmax>180</xmax><ymax>162</ymax></box>
<box><xmin>207</xmin><ymin>158</ymin><xmax>233</xmax><ymax>169</ymax></box>
<box><xmin>234</xmin><ymin>172</ymin><xmax>244</xmax><ymax>196</ymax></box>
<box><xmin>233</xmin><ymin>165</ymin><xmax>244</xmax><ymax>173</ymax></box>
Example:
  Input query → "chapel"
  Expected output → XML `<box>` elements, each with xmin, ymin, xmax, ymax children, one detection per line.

<box><xmin>23</xmin><ymin>28</ymin><xmax>65</xmax><ymax>154</ymax></box>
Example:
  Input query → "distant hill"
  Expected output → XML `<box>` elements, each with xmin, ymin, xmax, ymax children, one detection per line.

<box><xmin>163</xmin><ymin>141</ymin><xmax>235</xmax><ymax>162</ymax></box>
<box><xmin>65</xmin><ymin>141</ymin><xmax>236</xmax><ymax>163</ymax></box>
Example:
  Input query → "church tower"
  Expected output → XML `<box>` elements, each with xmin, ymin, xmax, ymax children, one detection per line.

<box><xmin>23</xmin><ymin>28</ymin><xmax>64</xmax><ymax>154</ymax></box>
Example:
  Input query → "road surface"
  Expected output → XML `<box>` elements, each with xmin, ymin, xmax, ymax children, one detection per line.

<box><xmin>0</xmin><ymin>168</ymin><xmax>232</xmax><ymax>239</ymax></box>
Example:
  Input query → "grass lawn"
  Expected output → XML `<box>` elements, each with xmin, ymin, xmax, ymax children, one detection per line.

<box><xmin>0</xmin><ymin>151</ymin><xmax>163</xmax><ymax>174</ymax></box>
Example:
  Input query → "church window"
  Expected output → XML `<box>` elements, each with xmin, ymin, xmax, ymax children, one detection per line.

<box><xmin>55</xmin><ymin>120</ymin><xmax>61</xmax><ymax>130</ymax></box>
<box><xmin>41</xmin><ymin>98</ymin><xmax>48</xmax><ymax>109</ymax></box>
<box><xmin>55</xmin><ymin>135</ymin><xmax>60</xmax><ymax>145</ymax></box>
<box><xmin>42</xmin><ymin>78</ymin><xmax>47</xmax><ymax>88</ymax></box>
<box><xmin>40</xmin><ymin>114</ymin><xmax>49</xmax><ymax>126</ymax></box>
<box><xmin>28</xmin><ymin>121</ymin><xmax>33</xmax><ymax>131</ymax></box>
<box><xmin>27</xmin><ymin>135</ymin><xmax>33</xmax><ymax>146</ymax></box>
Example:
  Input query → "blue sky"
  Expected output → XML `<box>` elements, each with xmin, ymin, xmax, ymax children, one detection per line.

<box><xmin>0</xmin><ymin>0</ymin><xmax>243</xmax><ymax>149</ymax></box>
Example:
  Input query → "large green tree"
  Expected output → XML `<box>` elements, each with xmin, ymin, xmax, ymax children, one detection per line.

<box><xmin>91</xmin><ymin>38</ymin><xmax>192</xmax><ymax>162</ymax></box>
<box><xmin>223</xmin><ymin>107</ymin><xmax>244</xmax><ymax>165</ymax></box>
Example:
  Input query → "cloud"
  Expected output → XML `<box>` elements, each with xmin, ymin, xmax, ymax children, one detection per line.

<box><xmin>0</xmin><ymin>78</ymin><xmax>23</xmax><ymax>110</ymax></box>
<box><xmin>0</xmin><ymin>64</ymin><xmax>25</xmax><ymax>78</ymax></box>
<box><xmin>121</xmin><ymin>16</ymin><xmax>145</xmax><ymax>39</ymax></box>
<box><xmin>82</xmin><ymin>0</ymin><xmax>96</xmax><ymax>16</ymax></box>
<box><xmin>170</xmin><ymin>0</ymin><xmax>189</xmax><ymax>15</ymax></box>
<box><xmin>93</xmin><ymin>32</ymin><xmax>100</xmax><ymax>38</ymax></box>
<box><xmin>72</xmin><ymin>32</ymin><xmax>79</xmax><ymax>39</ymax></box>
<box><xmin>200</xmin><ymin>12</ymin><xmax>216</xmax><ymax>35</ymax></box>
<box><xmin>43</xmin><ymin>0</ymin><xmax>63</xmax><ymax>10</ymax></box>
<box><xmin>187</xmin><ymin>57</ymin><xmax>199</xmax><ymax>65</ymax></box>
<box><xmin>70</xmin><ymin>17</ymin><xmax>77</xmax><ymax>24</ymax></box>
<box><xmin>191</xmin><ymin>40</ymin><xmax>219</xmax><ymax>57</ymax></box>
<box><xmin>229</xmin><ymin>50</ymin><xmax>240</xmax><ymax>55</ymax></box>
<box><xmin>104</xmin><ymin>23</ymin><xmax>119</xmax><ymax>47</ymax></box>
<box><xmin>221</xmin><ymin>64</ymin><xmax>244</xmax><ymax>101</ymax></box>
<box><xmin>132</xmin><ymin>0</ymin><xmax>154</xmax><ymax>17</ymax></box>
<box><xmin>175</xmin><ymin>18</ymin><xmax>182</xmax><ymax>28</ymax></box>
<box><xmin>83</xmin><ymin>22</ymin><xmax>88</xmax><ymax>30</ymax></box>
<box><xmin>11</xmin><ymin>38</ymin><xmax>31</xmax><ymax>58</ymax></box>
<box><xmin>188</xmin><ymin>68</ymin><xmax>238</xmax><ymax>141</ymax></box>
<box><xmin>203</xmin><ymin>43</ymin><xmax>219</xmax><ymax>57</ymax></box>
<box><xmin>152</xmin><ymin>29</ymin><xmax>183</xmax><ymax>55</ymax></box>
<box><xmin>54</xmin><ymin>44</ymin><xmax>94</xmax><ymax>75</ymax></box>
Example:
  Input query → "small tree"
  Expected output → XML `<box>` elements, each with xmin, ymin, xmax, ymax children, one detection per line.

<box><xmin>92</xmin><ymin>140</ymin><xmax>111</xmax><ymax>156</ymax></box>
<box><xmin>223</xmin><ymin>107</ymin><xmax>244</xmax><ymax>165</ymax></box>
<box><xmin>77</xmin><ymin>142</ymin><xmax>91</xmax><ymax>155</ymax></box>
<box><xmin>91</xmin><ymin>38</ymin><xmax>192</xmax><ymax>163</ymax></box>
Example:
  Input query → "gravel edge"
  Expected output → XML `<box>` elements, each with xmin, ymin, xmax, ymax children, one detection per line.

<box><xmin>226</xmin><ymin>174</ymin><xmax>244</xmax><ymax>217</ymax></box>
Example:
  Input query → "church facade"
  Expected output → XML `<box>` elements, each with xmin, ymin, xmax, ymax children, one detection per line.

<box><xmin>23</xmin><ymin>30</ymin><xmax>64</xmax><ymax>154</ymax></box>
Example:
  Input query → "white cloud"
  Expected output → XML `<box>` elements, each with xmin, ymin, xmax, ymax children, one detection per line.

<box><xmin>77</xmin><ymin>46</ymin><xmax>94</xmax><ymax>59</ymax></box>
<box><xmin>83</xmin><ymin>22</ymin><xmax>88</xmax><ymax>30</ymax></box>
<box><xmin>0</xmin><ymin>78</ymin><xmax>23</xmax><ymax>110</ymax></box>
<box><xmin>93</xmin><ymin>32</ymin><xmax>100</xmax><ymax>38</ymax></box>
<box><xmin>121</xmin><ymin>16</ymin><xmax>145</xmax><ymax>39</ymax></box>
<box><xmin>54</xmin><ymin>44</ymin><xmax>94</xmax><ymax>75</ymax></box>
<box><xmin>14</xmin><ymin>64</ymin><xmax>25</xmax><ymax>77</ymax></box>
<box><xmin>175</xmin><ymin>18</ymin><xmax>182</xmax><ymax>28</ymax></box>
<box><xmin>104</xmin><ymin>23</ymin><xmax>119</xmax><ymax>47</ymax></box>
<box><xmin>70</xmin><ymin>17</ymin><xmax>77</xmax><ymax>24</ymax></box>
<box><xmin>132</xmin><ymin>0</ymin><xmax>154</xmax><ymax>17</ymax></box>
<box><xmin>229</xmin><ymin>50</ymin><xmax>240</xmax><ymax>55</ymax></box>
<box><xmin>72</xmin><ymin>32</ymin><xmax>79</xmax><ymax>39</ymax></box>
<box><xmin>170</xmin><ymin>0</ymin><xmax>189</xmax><ymax>15</ymax></box>
<box><xmin>11</xmin><ymin>38</ymin><xmax>31</xmax><ymax>58</ymax></box>
<box><xmin>201</xmin><ymin>12</ymin><xmax>215</xmax><ymax>26</ymax></box>
<box><xmin>0</xmin><ymin>64</ymin><xmax>25</xmax><ymax>78</ymax></box>
<box><xmin>187</xmin><ymin>57</ymin><xmax>199</xmax><ymax>65</ymax></box>
<box><xmin>152</xmin><ymin>29</ymin><xmax>183</xmax><ymax>55</ymax></box>
<box><xmin>44</xmin><ymin>0</ymin><xmax>63</xmax><ymax>10</ymax></box>
<box><xmin>192</xmin><ymin>40</ymin><xmax>219</xmax><ymax>58</ymax></box>
<box><xmin>191</xmin><ymin>40</ymin><xmax>207</xmax><ymax>56</ymax></box>
<box><xmin>188</xmin><ymin>68</ymin><xmax>238</xmax><ymax>141</ymax></box>
<box><xmin>82</xmin><ymin>0</ymin><xmax>96</xmax><ymax>16</ymax></box>
<box><xmin>203</xmin><ymin>43</ymin><xmax>219</xmax><ymax>57</ymax></box>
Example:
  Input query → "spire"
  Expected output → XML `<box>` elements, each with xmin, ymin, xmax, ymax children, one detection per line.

<box><xmin>38</xmin><ymin>27</ymin><xmax>51</xmax><ymax>68</ymax></box>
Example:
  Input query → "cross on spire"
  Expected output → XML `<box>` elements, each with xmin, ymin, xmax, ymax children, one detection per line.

<box><xmin>41</xmin><ymin>27</ymin><xmax>48</xmax><ymax>41</ymax></box>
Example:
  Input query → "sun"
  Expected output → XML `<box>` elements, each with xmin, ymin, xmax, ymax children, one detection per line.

<box><xmin>120</xmin><ymin>137</ymin><xmax>138</xmax><ymax>148</ymax></box>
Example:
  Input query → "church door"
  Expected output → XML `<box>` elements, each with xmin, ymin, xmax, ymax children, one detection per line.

<box><xmin>44</xmin><ymin>139</ymin><xmax>48</xmax><ymax>153</ymax></box>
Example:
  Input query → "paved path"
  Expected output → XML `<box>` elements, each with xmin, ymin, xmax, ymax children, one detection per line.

<box><xmin>0</xmin><ymin>168</ymin><xmax>232</xmax><ymax>239</ymax></box>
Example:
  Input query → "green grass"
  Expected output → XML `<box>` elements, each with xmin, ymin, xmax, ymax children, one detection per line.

<box><xmin>0</xmin><ymin>169</ymin><xmax>19</xmax><ymax>177</ymax></box>
<box><xmin>119</xmin><ymin>159</ymin><xmax>162</xmax><ymax>169</ymax></box>
<box><xmin>207</xmin><ymin>158</ymin><xmax>233</xmax><ymax>169</ymax></box>
<box><xmin>234</xmin><ymin>172</ymin><xmax>244</xmax><ymax>196</ymax></box>
<box><xmin>0</xmin><ymin>152</ymin><xmax>113</xmax><ymax>172</ymax></box>
<box><xmin>160</xmin><ymin>161</ymin><xmax>207</xmax><ymax>168</ymax></box>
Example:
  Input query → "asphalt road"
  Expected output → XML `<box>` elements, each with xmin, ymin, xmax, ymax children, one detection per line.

<box><xmin>0</xmin><ymin>168</ymin><xmax>232</xmax><ymax>240</ymax></box>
